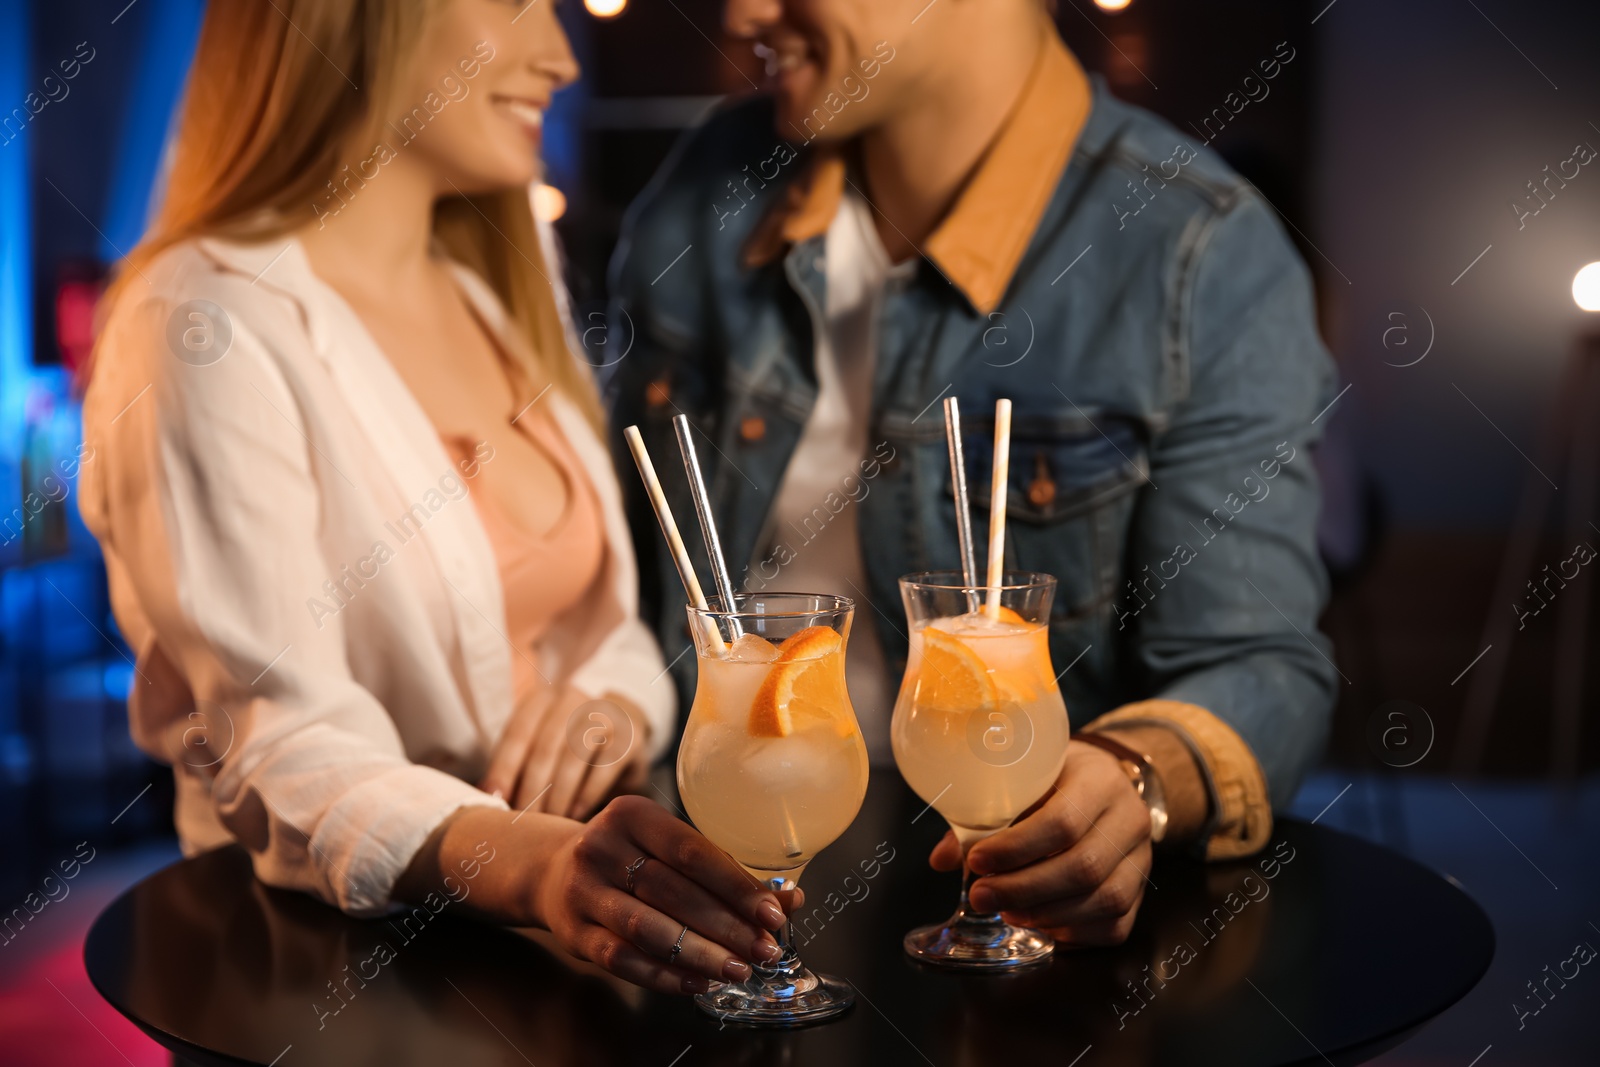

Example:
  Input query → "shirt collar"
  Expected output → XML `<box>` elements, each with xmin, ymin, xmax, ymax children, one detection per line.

<box><xmin>743</xmin><ymin>28</ymin><xmax>1092</xmax><ymax>315</ymax></box>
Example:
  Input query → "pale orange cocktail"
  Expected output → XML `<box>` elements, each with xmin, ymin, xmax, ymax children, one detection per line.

<box><xmin>890</xmin><ymin>572</ymin><xmax>1071</xmax><ymax>969</ymax></box>
<box><xmin>677</xmin><ymin>593</ymin><xmax>867</xmax><ymax>1023</ymax></box>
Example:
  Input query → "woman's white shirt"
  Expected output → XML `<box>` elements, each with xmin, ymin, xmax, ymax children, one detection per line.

<box><xmin>78</xmin><ymin>236</ymin><xmax>673</xmax><ymax>915</ymax></box>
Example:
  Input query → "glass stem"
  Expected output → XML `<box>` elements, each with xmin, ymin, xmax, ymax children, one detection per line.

<box><xmin>754</xmin><ymin>877</ymin><xmax>805</xmax><ymax>992</ymax></box>
<box><xmin>955</xmin><ymin>849</ymin><xmax>1004</xmax><ymax>927</ymax></box>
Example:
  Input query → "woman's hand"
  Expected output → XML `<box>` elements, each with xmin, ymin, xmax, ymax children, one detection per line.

<box><xmin>481</xmin><ymin>684</ymin><xmax>650</xmax><ymax>819</ymax></box>
<box><xmin>928</xmin><ymin>740</ymin><xmax>1155</xmax><ymax>945</ymax></box>
<box><xmin>536</xmin><ymin>795</ymin><xmax>792</xmax><ymax>994</ymax></box>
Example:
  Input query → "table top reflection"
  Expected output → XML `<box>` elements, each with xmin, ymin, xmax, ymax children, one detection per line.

<box><xmin>85</xmin><ymin>775</ymin><xmax>1492</xmax><ymax>1067</ymax></box>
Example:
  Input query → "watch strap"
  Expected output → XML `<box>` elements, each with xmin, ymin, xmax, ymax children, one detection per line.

<box><xmin>1076</xmin><ymin>730</ymin><xmax>1169</xmax><ymax>843</ymax></box>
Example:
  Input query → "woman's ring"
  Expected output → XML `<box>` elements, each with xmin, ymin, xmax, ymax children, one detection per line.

<box><xmin>668</xmin><ymin>923</ymin><xmax>689</xmax><ymax>963</ymax></box>
<box><xmin>624</xmin><ymin>856</ymin><xmax>649</xmax><ymax>894</ymax></box>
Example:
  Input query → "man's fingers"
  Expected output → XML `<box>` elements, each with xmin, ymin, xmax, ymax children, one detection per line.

<box><xmin>928</xmin><ymin>829</ymin><xmax>961</xmax><ymax>872</ymax></box>
<box><xmin>999</xmin><ymin>852</ymin><xmax>1150</xmax><ymax>928</ymax></box>
<box><xmin>968</xmin><ymin>745</ymin><xmax>1127</xmax><ymax>874</ymax></box>
<box><xmin>966</xmin><ymin>786</ymin><xmax>1103</xmax><ymax>875</ymax></box>
<box><xmin>968</xmin><ymin>799</ymin><xmax>1150</xmax><ymax>912</ymax></box>
<box><xmin>1037</xmin><ymin>909</ymin><xmax>1141</xmax><ymax>948</ymax></box>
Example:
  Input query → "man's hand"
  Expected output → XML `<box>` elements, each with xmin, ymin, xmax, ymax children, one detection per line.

<box><xmin>481</xmin><ymin>684</ymin><xmax>650</xmax><ymax>819</ymax></box>
<box><xmin>928</xmin><ymin>740</ymin><xmax>1154</xmax><ymax>946</ymax></box>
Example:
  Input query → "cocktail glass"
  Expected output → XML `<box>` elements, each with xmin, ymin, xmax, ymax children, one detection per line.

<box><xmin>890</xmin><ymin>571</ymin><xmax>1071</xmax><ymax>969</ymax></box>
<box><xmin>678</xmin><ymin>593</ymin><xmax>869</xmax><ymax>1024</ymax></box>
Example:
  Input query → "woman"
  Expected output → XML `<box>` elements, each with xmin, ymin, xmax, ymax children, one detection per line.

<box><xmin>78</xmin><ymin>0</ymin><xmax>786</xmax><ymax>995</ymax></box>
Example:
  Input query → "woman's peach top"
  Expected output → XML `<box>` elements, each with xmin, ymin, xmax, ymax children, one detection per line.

<box><xmin>440</xmin><ymin>387</ymin><xmax>606</xmax><ymax>707</ymax></box>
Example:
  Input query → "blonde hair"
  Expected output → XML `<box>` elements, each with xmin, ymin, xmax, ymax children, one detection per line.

<box><xmin>98</xmin><ymin>0</ymin><xmax>601</xmax><ymax>429</ymax></box>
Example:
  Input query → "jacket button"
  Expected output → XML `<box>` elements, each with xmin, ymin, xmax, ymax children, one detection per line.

<box><xmin>1027</xmin><ymin>453</ymin><xmax>1056</xmax><ymax>508</ymax></box>
<box><xmin>739</xmin><ymin>416</ymin><xmax>766</xmax><ymax>442</ymax></box>
<box><xmin>646</xmin><ymin>378</ymin><xmax>671</xmax><ymax>409</ymax></box>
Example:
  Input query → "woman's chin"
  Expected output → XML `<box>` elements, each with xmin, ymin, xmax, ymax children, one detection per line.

<box><xmin>439</xmin><ymin>160</ymin><xmax>540</xmax><ymax>198</ymax></box>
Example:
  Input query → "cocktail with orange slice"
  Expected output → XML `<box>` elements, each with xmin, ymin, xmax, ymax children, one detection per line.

<box><xmin>678</xmin><ymin>593</ymin><xmax>867</xmax><ymax>1023</ymax></box>
<box><xmin>891</xmin><ymin>571</ymin><xmax>1071</xmax><ymax>969</ymax></box>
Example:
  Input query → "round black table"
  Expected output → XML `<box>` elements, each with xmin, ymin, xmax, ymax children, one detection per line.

<box><xmin>85</xmin><ymin>776</ymin><xmax>1492</xmax><ymax>1067</ymax></box>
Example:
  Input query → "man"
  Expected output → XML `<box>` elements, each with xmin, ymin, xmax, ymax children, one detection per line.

<box><xmin>610</xmin><ymin>0</ymin><xmax>1336</xmax><ymax>945</ymax></box>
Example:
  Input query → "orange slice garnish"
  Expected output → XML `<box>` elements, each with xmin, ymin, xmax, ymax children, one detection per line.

<box><xmin>748</xmin><ymin>627</ymin><xmax>851</xmax><ymax>738</ymax></box>
<box><xmin>915</xmin><ymin>627</ymin><xmax>998</xmax><ymax>714</ymax></box>
<box><xmin>955</xmin><ymin>610</ymin><xmax>1054</xmax><ymax>705</ymax></box>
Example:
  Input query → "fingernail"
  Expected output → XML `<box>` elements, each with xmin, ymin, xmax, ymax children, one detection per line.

<box><xmin>682</xmin><ymin>977</ymin><xmax>711</xmax><ymax>994</ymax></box>
<box><xmin>723</xmin><ymin>959</ymin><xmax>752</xmax><ymax>981</ymax></box>
<box><xmin>757</xmin><ymin>900</ymin><xmax>784</xmax><ymax>928</ymax></box>
<box><xmin>753</xmin><ymin>938</ymin><xmax>782</xmax><ymax>964</ymax></box>
<box><xmin>489</xmin><ymin>789</ymin><xmax>504</xmax><ymax>802</ymax></box>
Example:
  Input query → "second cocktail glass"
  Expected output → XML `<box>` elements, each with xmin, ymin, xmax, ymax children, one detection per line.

<box><xmin>677</xmin><ymin>593</ymin><xmax>869</xmax><ymax>1024</ymax></box>
<box><xmin>891</xmin><ymin>571</ymin><xmax>1071</xmax><ymax>969</ymax></box>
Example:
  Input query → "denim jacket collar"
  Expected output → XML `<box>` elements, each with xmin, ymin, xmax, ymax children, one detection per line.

<box><xmin>741</xmin><ymin>26</ymin><xmax>1092</xmax><ymax>315</ymax></box>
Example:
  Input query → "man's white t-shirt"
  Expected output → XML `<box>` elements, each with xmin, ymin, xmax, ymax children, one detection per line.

<box><xmin>754</xmin><ymin>188</ymin><xmax>916</xmax><ymax>763</ymax></box>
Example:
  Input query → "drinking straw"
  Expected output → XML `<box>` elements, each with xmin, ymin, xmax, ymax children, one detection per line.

<box><xmin>943</xmin><ymin>397</ymin><xmax>980</xmax><ymax>612</ymax></box>
<box><xmin>672</xmin><ymin>415</ymin><xmax>744</xmax><ymax>639</ymax></box>
<box><xmin>623</xmin><ymin>425</ymin><xmax>726</xmax><ymax>655</ymax></box>
<box><xmin>984</xmin><ymin>399</ymin><xmax>1013</xmax><ymax>619</ymax></box>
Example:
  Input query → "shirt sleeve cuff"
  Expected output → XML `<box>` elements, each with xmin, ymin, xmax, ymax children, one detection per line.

<box><xmin>1082</xmin><ymin>699</ymin><xmax>1272</xmax><ymax>861</ymax></box>
<box><xmin>310</xmin><ymin>764</ymin><xmax>509</xmax><ymax>916</ymax></box>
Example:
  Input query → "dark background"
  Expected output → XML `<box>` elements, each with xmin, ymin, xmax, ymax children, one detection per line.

<box><xmin>1</xmin><ymin>0</ymin><xmax>1598</xmax><ymax>1064</ymax></box>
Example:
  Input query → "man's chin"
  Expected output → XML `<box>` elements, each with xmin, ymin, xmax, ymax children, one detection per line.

<box><xmin>773</xmin><ymin>98</ymin><xmax>853</xmax><ymax>146</ymax></box>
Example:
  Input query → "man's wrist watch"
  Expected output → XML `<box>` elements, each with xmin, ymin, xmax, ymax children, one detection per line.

<box><xmin>1075</xmin><ymin>731</ymin><xmax>1169</xmax><ymax>843</ymax></box>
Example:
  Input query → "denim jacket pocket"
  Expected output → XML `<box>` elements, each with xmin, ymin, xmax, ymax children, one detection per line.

<box><xmin>958</xmin><ymin>415</ymin><xmax>1148</xmax><ymax>622</ymax></box>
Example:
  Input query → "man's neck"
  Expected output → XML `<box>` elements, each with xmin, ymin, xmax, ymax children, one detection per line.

<box><xmin>857</xmin><ymin>18</ymin><xmax>1048</xmax><ymax>264</ymax></box>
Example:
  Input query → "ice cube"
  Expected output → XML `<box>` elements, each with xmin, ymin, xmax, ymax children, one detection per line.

<box><xmin>726</xmin><ymin>633</ymin><xmax>781</xmax><ymax>663</ymax></box>
<box><xmin>933</xmin><ymin>611</ymin><xmax>1025</xmax><ymax>637</ymax></box>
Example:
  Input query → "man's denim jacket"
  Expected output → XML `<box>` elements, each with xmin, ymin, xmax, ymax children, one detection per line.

<box><xmin>609</xmin><ymin>39</ymin><xmax>1338</xmax><ymax>858</ymax></box>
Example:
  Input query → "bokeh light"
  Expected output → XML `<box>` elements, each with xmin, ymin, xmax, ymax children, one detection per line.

<box><xmin>584</xmin><ymin>0</ymin><xmax>628</xmax><ymax>18</ymax></box>
<box><xmin>1572</xmin><ymin>262</ymin><xmax>1600</xmax><ymax>312</ymax></box>
<box><xmin>533</xmin><ymin>182</ymin><xmax>567</xmax><ymax>223</ymax></box>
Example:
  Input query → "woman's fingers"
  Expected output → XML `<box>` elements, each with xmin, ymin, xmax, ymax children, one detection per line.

<box><xmin>600</xmin><ymin>796</ymin><xmax>787</xmax><ymax>931</ymax></box>
<box><xmin>515</xmin><ymin>705</ymin><xmax>573</xmax><ymax>813</ymax></box>
<box><xmin>589</xmin><ymin>887</ymin><xmax>754</xmax><ymax>984</ymax></box>
<box><xmin>480</xmin><ymin>686</ymin><xmax>553</xmax><ymax>800</ymax></box>
<box><xmin>492</xmin><ymin>688</ymin><xmax>647</xmax><ymax>817</ymax></box>
<box><xmin>570</xmin><ymin>756</ymin><xmax>629</xmax><ymax>820</ymax></box>
<box><xmin>546</xmin><ymin>741</ymin><xmax>594</xmax><ymax>818</ymax></box>
<box><xmin>570</xmin><ymin>702</ymin><xmax>650</xmax><ymax>817</ymax></box>
<box><xmin>628</xmin><ymin>854</ymin><xmax>781</xmax><ymax>965</ymax></box>
<box><xmin>575</xmin><ymin>929</ymin><xmax>710</xmax><ymax>995</ymax></box>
